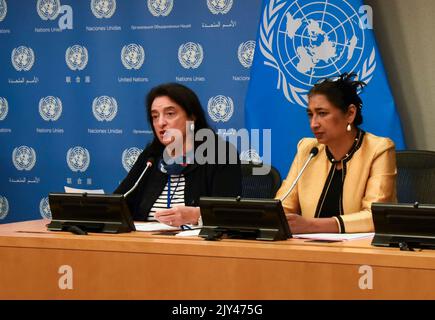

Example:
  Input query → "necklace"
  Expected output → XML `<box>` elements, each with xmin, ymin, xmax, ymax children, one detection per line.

<box><xmin>327</xmin><ymin>129</ymin><xmax>364</xmax><ymax>164</ymax></box>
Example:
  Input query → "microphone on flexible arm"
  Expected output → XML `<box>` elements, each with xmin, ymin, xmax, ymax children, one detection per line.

<box><xmin>279</xmin><ymin>147</ymin><xmax>319</xmax><ymax>202</ymax></box>
<box><xmin>123</xmin><ymin>157</ymin><xmax>155</xmax><ymax>198</ymax></box>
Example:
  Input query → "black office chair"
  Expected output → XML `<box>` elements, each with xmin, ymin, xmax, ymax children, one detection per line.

<box><xmin>241</xmin><ymin>162</ymin><xmax>281</xmax><ymax>198</ymax></box>
<box><xmin>396</xmin><ymin>150</ymin><xmax>435</xmax><ymax>203</ymax></box>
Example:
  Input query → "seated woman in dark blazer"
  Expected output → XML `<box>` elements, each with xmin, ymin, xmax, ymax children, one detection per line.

<box><xmin>276</xmin><ymin>73</ymin><xmax>397</xmax><ymax>234</ymax></box>
<box><xmin>115</xmin><ymin>83</ymin><xmax>241</xmax><ymax>227</ymax></box>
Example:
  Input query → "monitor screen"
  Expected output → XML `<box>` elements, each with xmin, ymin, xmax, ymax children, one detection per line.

<box><xmin>47</xmin><ymin>193</ymin><xmax>135</xmax><ymax>234</ymax></box>
<box><xmin>199</xmin><ymin>197</ymin><xmax>291</xmax><ymax>241</ymax></box>
<box><xmin>372</xmin><ymin>202</ymin><xmax>435</xmax><ymax>249</ymax></box>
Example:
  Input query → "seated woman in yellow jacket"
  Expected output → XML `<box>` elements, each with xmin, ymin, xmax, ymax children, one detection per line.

<box><xmin>275</xmin><ymin>72</ymin><xmax>397</xmax><ymax>234</ymax></box>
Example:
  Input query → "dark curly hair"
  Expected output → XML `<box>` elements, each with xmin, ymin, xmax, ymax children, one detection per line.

<box><xmin>308</xmin><ymin>72</ymin><xmax>366</xmax><ymax>127</ymax></box>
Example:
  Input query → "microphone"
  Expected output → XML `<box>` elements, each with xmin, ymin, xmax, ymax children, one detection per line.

<box><xmin>279</xmin><ymin>147</ymin><xmax>319</xmax><ymax>202</ymax></box>
<box><xmin>123</xmin><ymin>157</ymin><xmax>155</xmax><ymax>198</ymax></box>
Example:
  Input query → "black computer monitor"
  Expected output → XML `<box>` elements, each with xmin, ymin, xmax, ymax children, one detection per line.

<box><xmin>199</xmin><ymin>197</ymin><xmax>291</xmax><ymax>241</ymax></box>
<box><xmin>47</xmin><ymin>193</ymin><xmax>135</xmax><ymax>234</ymax></box>
<box><xmin>372</xmin><ymin>202</ymin><xmax>435</xmax><ymax>249</ymax></box>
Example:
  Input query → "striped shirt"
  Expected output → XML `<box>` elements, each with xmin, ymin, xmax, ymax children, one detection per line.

<box><xmin>148</xmin><ymin>174</ymin><xmax>185</xmax><ymax>221</ymax></box>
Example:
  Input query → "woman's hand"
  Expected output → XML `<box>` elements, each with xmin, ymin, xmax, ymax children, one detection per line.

<box><xmin>154</xmin><ymin>206</ymin><xmax>200</xmax><ymax>227</ymax></box>
<box><xmin>286</xmin><ymin>213</ymin><xmax>339</xmax><ymax>234</ymax></box>
<box><xmin>286</xmin><ymin>213</ymin><xmax>315</xmax><ymax>234</ymax></box>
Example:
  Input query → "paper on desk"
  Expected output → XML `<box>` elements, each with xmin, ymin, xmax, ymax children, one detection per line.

<box><xmin>64</xmin><ymin>186</ymin><xmax>105</xmax><ymax>194</ymax></box>
<box><xmin>175</xmin><ymin>229</ymin><xmax>202</xmax><ymax>237</ymax></box>
<box><xmin>292</xmin><ymin>232</ymin><xmax>374</xmax><ymax>241</ymax></box>
<box><xmin>134</xmin><ymin>222</ymin><xmax>180</xmax><ymax>232</ymax></box>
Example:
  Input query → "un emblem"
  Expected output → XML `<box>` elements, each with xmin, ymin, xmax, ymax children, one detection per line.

<box><xmin>0</xmin><ymin>196</ymin><xmax>9</xmax><ymax>220</ymax></box>
<box><xmin>121</xmin><ymin>44</ymin><xmax>145</xmax><ymax>70</ymax></box>
<box><xmin>92</xmin><ymin>96</ymin><xmax>118</xmax><ymax>122</ymax></box>
<box><xmin>207</xmin><ymin>0</ymin><xmax>233</xmax><ymax>14</ymax></box>
<box><xmin>39</xmin><ymin>96</ymin><xmax>62</xmax><ymax>121</ymax></box>
<box><xmin>91</xmin><ymin>0</ymin><xmax>116</xmax><ymax>19</ymax></box>
<box><xmin>147</xmin><ymin>0</ymin><xmax>173</xmax><ymax>17</ymax></box>
<box><xmin>39</xmin><ymin>197</ymin><xmax>52</xmax><ymax>219</ymax></box>
<box><xmin>37</xmin><ymin>0</ymin><xmax>60</xmax><ymax>20</ymax></box>
<box><xmin>122</xmin><ymin>147</ymin><xmax>143</xmax><ymax>172</ymax></box>
<box><xmin>260</xmin><ymin>0</ymin><xmax>376</xmax><ymax>107</ymax></box>
<box><xmin>65</xmin><ymin>45</ymin><xmax>88</xmax><ymax>71</ymax></box>
<box><xmin>67</xmin><ymin>146</ymin><xmax>90</xmax><ymax>172</ymax></box>
<box><xmin>0</xmin><ymin>0</ymin><xmax>7</xmax><ymax>22</ymax></box>
<box><xmin>238</xmin><ymin>40</ymin><xmax>255</xmax><ymax>68</ymax></box>
<box><xmin>207</xmin><ymin>95</ymin><xmax>234</xmax><ymax>123</ymax></box>
<box><xmin>178</xmin><ymin>42</ymin><xmax>203</xmax><ymax>69</ymax></box>
<box><xmin>12</xmin><ymin>146</ymin><xmax>37</xmax><ymax>171</ymax></box>
<box><xmin>0</xmin><ymin>97</ymin><xmax>8</xmax><ymax>121</ymax></box>
<box><xmin>11</xmin><ymin>46</ymin><xmax>35</xmax><ymax>71</ymax></box>
<box><xmin>240</xmin><ymin>149</ymin><xmax>262</xmax><ymax>164</ymax></box>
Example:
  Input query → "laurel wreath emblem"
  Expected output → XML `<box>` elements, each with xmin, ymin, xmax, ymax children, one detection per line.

<box><xmin>39</xmin><ymin>197</ymin><xmax>52</xmax><ymax>219</ymax></box>
<box><xmin>259</xmin><ymin>0</ymin><xmax>376</xmax><ymax>107</ymax></box>
<box><xmin>356</xmin><ymin>47</ymin><xmax>377</xmax><ymax>90</ymax></box>
<box><xmin>0</xmin><ymin>196</ymin><xmax>9</xmax><ymax>219</ymax></box>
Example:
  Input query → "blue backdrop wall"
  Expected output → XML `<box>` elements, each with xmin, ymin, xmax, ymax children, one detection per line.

<box><xmin>0</xmin><ymin>0</ymin><xmax>262</xmax><ymax>223</ymax></box>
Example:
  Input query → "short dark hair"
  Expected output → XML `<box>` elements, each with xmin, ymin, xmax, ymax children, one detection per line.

<box><xmin>308</xmin><ymin>72</ymin><xmax>366</xmax><ymax>127</ymax></box>
<box><xmin>145</xmin><ymin>83</ymin><xmax>210</xmax><ymax>152</ymax></box>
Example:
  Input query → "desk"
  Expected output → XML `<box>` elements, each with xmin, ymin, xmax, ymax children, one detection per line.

<box><xmin>1</xmin><ymin>220</ymin><xmax>435</xmax><ymax>299</ymax></box>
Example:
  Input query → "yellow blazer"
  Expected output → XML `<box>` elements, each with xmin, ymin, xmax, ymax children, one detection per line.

<box><xmin>275</xmin><ymin>132</ymin><xmax>397</xmax><ymax>233</ymax></box>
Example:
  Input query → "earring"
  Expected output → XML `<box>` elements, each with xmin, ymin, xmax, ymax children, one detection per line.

<box><xmin>189</xmin><ymin>122</ymin><xmax>195</xmax><ymax>132</ymax></box>
<box><xmin>346</xmin><ymin>123</ymin><xmax>351</xmax><ymax>132</ymax></box>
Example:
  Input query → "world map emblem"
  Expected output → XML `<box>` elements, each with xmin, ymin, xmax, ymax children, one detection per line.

<box><xmin>67</xmin><ymin>146</ymin><xmax>90</xmax><ymax>172</ymax></box>
<box><xmin>11</xmin><ymin>46</ymin><xmax>35</xmax><ymax>71</ymax></box>
<box><xmin>122</xmin><ymin>147</ymin><xmax>143</xmax><ymax>172</ymax></box>
<box><xmin>0</xmin><ymin>0</ymin><xmax>7</xmax><ymax>22</ymax></box>
<box><xmin>0</xmin><ymin>97</ymin><xmax>8</xmax><ymax>121</ymax></box>
<box><xmin>121</xmin><ymin>43</ymin><xmax>145</xmax><ymax>70</ymax></box>
<box><xmin>207</xmin><ymin>95</ymin><xmax>234</xmax><ymax>122</ymax></box>
<box><xmin>65</xmin><ymin>45</ymin><xmax>88</xmax><ymax>71</ymax></box>
<box><xmin>12</xmin><ymin>146</ymin><xmax>37</xmax><ymax>171</ymax></box>
<box><xmin>91</xmin><ymin>0</ymin><xmax>116</xmax><ymax>19</ymax></box>
<box><xmin>39</xmin><ymin>197</ymin><xmax>52</xmax><ymax>219</ymax></box>
<box><xmin>147</xmin><ymin>0</ymin><xmax>173</xmax><ymax>17</ymax></box>
<box><xmin>37</xmin><ymin>0</ymin><xmax>60</xmax><ymax>20</ymax></box>
<box><xmin>0</xmin><ymin>196</ymin><xmax>9</xmax><ymax>220</ymax></box>
<box><xmin>259</xmin><ymin>0</ymin><xmax>376</xmax><ymax>107</ymax></box>
<box><xmin>178</xmin><ymin>42</ymin><xmax>203</xmax><ymax>69</ymax></box>
<box><xmin>238</xmin><ymin>40</ymin><xmax>256</xmax><ymax>68</ymax></box>
<box><xmin>92</xmin><ymin>96</ymin><xmax>118</xmax><ymax>122</ymax></box>
<box><xmin>207</xmin><ymin>0</ymin><xmax>233</xmax><ymax>15</ymax></box>
<box><xmin>39</xmin><ymin>96</ymin><xmax>62</xmax><ymax>121</ymax></box>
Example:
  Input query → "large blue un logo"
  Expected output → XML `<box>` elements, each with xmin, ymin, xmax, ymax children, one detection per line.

<box><xmin>279</xmin><ymin>0</ymin><xmax>365</xmax><ymax>84</ymax></box>
<box><xmin>260</xmin><ymin>0</ymin><xmax>375</xmax><ymax>107</ymax></box>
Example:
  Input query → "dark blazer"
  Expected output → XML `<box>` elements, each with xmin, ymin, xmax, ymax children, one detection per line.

<box><xmin>114</xmin><ymin>136</ymin><xmax>242</xmax><ymax>221</ymax></box>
